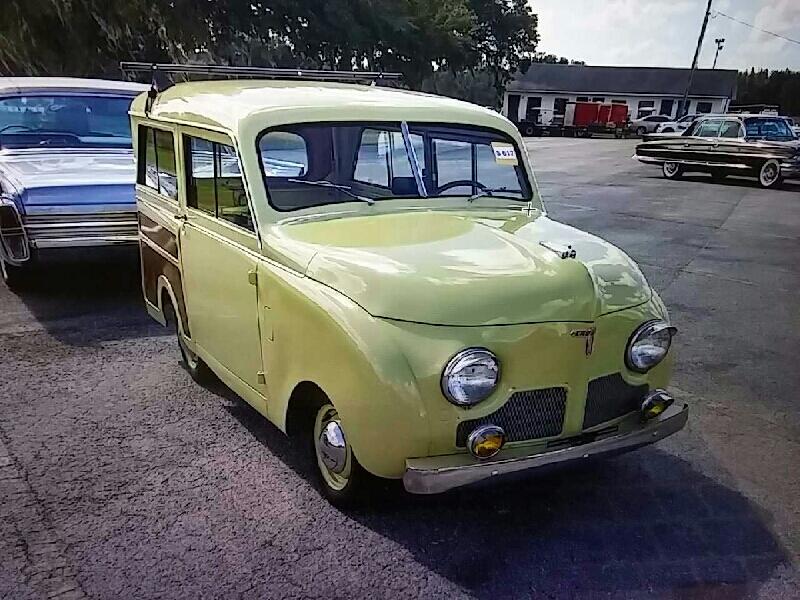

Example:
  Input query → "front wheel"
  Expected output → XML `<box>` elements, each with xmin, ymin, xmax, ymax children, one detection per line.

<box><xmin>758</xmin><ymin>159</ymin><xmax>783</xmax><ymax>189</ymax></box>
<box><xmin>662</xmin><ymin>162</ymin><xmax>683</xmax><ymax>179</ymax></box>
<box><xmin>0</xmin><ymin>258</ymin><xmax>27</xmax><ymax>292</ymax></box>
<box><xmin>312</xmin><ymin>401</ymin><xmax>373</xmax><ymax>506</ymax></box>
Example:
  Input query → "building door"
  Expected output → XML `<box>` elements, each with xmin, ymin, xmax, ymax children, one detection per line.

<box><xmin>660</xmin><ymin>99</ymin><xmax>674</xmax><ymax>117</ymax></box>
<box><xmin>506</xmin><ymin>94</ymin><xmax>521</xmax><ymax>123</ymax></box>
<box><xmin>525</xmin><ymin>97</ymin><xmax>542</xmax><ymax>123</ymax></box>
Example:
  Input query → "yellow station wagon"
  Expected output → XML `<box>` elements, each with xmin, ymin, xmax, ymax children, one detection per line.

<box><xmin>129</xmin><ymin>64</ymin><xmax>687</xmax><ymax>505</ymax></box>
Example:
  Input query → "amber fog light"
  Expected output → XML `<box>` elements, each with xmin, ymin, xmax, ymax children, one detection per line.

<box><xmin>641</xmin><ymin>390</ymin><xmax>674</xmax><ymax>421</ymax></box>
<box><xmin>467</xmin><ymin>425</ymin><xmax>505</xmax><ymax>459</ymax></box>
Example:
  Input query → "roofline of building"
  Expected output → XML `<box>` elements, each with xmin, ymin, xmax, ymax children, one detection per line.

<box><xmin>504</xmin><ymin>88</ymin><xmax>731</xmax><ymax>99</ymax></box>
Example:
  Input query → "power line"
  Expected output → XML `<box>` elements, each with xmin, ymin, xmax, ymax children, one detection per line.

<box><xmin>713</xmin><ymin>10</ymin><xmax>800</xmax><ymax>46</ymax></box>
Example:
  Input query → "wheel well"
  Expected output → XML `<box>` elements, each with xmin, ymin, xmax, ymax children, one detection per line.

<box><xmin>285</xmin><ymin>381</ymin><xmax>328</xmax><ymax>438</ymax></box>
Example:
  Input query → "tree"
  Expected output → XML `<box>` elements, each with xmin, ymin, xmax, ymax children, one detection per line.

<box><xmin>736</xmin><ymin>69</ymin><xmax>800</xmax><ymax>117</ymax></box>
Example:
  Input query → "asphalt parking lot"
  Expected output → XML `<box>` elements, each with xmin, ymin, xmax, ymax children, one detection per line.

<box><xmin>1</xmin><ymin>137</ymin><xmax>798</xmax><ymax>599</ymax></box>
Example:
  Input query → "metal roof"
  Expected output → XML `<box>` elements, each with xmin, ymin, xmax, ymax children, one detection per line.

<box><xmin>0</xmin><ymin>77</ymin><xmax>149</xmax><ymax>95</ymax></box>
<box><xmin>507</xmin><ymin>64</ymin><xmax>738</xmax><ymax>99</ymax></box>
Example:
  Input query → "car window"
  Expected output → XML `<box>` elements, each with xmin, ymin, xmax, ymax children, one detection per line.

<box><xmin>257</xmin><ymin>122</ymin><xmax>532</xmax><ymax>211</ymax></box>
<box><xmin>0</xmin><ymin>94</ymin><xmax>134</xmax><ymax>149</ymax></box>
<box><xmin>718</xmin><ymin>121</ymin><xmax>743</xmax><ymax>139</ymax></box>
<box><xmin>694</xmin><ymin>120</ymin><xmax>722</xmax><ymax>137</ymax></box>
<box><xmin>137</xmin><ymin>126</ymin><xmax>177</xmax><ymax>200</ymax></box>
<box><xmin>186</xmin><ymin>135</ymin><xmax>254</xmax><ymax>233</ymax></box>
<box><xmin>744</xmin><ymin>117</ymin><xmax>794</xmax><ymax>141</ymax></box>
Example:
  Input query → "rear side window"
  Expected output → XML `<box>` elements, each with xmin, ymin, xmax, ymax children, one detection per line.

<box><xmin>719</xmin><ymin>121</ymin><xmax>743</xmax><ymax>138</ymax></box>
<box><xmin>137</xmin><ymin>126</ymin><xmax>177</xmax><ymax>200</ymax></box>
<box><xmin>695</xmin><ymin>120</ymin><xmax>722</xmax><ymax>137</ymax></box>
<box><xmin>185</xmin><ymin>135</ymin><xmax>254</xmax><ymax>233</ymax></box>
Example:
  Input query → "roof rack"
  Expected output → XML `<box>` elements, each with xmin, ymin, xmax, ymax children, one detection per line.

<box><xmin>119</xmin><ymin>62</ymin><xmax>402</xmax><ymax>84</ymax></box>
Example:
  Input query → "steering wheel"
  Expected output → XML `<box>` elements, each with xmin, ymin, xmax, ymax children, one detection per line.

<box><xmin>436</xmin><ymin>179</ymin><xmax>489</xmax><ymax>194</ymax></box>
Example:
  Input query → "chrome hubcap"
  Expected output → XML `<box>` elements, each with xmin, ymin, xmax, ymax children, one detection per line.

<box><xmin>664</xmin><ymin>163</ymin><xmax>678</xmax><ymax>175</ymax></box>
<box><xmin>762</xmin><ymin>162</ymin><xmax>778</xmax><ymax>184</ymax></box>
<box><xmin>317</xmin><ymin>420</ymin><xmax>347</xmax><ymax>474</ymax></box>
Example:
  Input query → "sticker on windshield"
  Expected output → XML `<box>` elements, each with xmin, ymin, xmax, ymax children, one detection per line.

<box><xmin>491</xmin><ymin>142</ymin><xmax>518</xmax><ymax>165</ymax></box>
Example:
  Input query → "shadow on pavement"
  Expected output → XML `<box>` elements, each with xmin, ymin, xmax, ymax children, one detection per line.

<box><xmin>7</xmin><ymin>248</ymin><xmax>164</xmax><ymax>345</ymax></box>
<box><xmin>219</xmin><ymin>391</ymin><xmax>790</xmax><ymax>599</ymax></box>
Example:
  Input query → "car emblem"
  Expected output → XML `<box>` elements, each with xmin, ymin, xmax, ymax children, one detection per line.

<box><xmin>571</xmin><ymin>327</ymin><xmax>596</xmax><ymax>356</ymax></box>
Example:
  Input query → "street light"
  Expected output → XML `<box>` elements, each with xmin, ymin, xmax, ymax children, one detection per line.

<box><xmin>712</xmin><ymin>38</ymin><xmax>725</xmax><ymax>69</ymax></box>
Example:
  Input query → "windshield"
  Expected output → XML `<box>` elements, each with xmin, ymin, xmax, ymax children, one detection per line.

<box><xmin>0</xmin><ymin>94</ymin><xmax>135</xmax><ymax>149</ymax></box>
<box><xmin>743</xmin><ymin>117</ymin><xmax>795</xmax><ymax>141</ymax></box>
<box><xmin>258</xmin><ymin>122</ymin><xmax>533</xmax><ymax>211</ymax></box>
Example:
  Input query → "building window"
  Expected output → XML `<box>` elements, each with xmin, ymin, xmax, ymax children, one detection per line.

<box><xmin>697</xmin><ymin>101</ymin><xmax>713</xmax><ymax>114</ymax></box>
<box><xmin>576</xmin><ymin>96</ymin><xmax>589</xmax><ymax>102</ymax></box>
<box><xmin>525</xmin><ymin>97</ymin><xmax>542</xmax><ymax>122</ymax></box>
<box><xmin>612</xmin><ymin>99</ymin><xmax>627</xmax><ymax>105</ymax></box>
<box><xmin>660</xmin><ymin>99</ymin><xmax>674</xmax><ymax>116</ymax></box>
<box><xmin>637</xmin><ymin>100</ymin><xmax>656</xmax><ymax>118</ymax></box>
<box><xmin>592</xmin><ymin>97</ymin><xmax>605</xmax><ymax>103</ymax></box>
<box><xmin>554</xmin><ymin>98</ymin><xmax>569</xmax><ymax>115</ymax></box>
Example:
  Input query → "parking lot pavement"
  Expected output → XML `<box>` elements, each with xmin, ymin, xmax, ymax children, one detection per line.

<box><xmin>0</xmin><ymin>137</ymin><xmax>798</xmax><ymax>599</ymax></box>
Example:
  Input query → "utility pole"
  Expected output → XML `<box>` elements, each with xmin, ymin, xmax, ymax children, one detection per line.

<box><xmin>712</xmin><ymin>38</ymin><xmax>725</xmax><ymax>69</ymax></box>
<box><xmin>680</xmin><ymin>0</ymin><xmax>713</xmax><ymax>117</ymax></box>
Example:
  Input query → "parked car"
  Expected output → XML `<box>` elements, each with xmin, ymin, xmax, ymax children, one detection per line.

<box><xmin>634</xmin><ymin>114</ymin><xmax>800</xmax><ymax>188</ymax></box>
<box><xmin>654</xmin><ymin>114</ymin><xmax>700</xmax><ymax>134</ymax></box>
<box><xmin>0</xmin><ymin>77</ymin><xmax>148</xmax><ymax>289</ymax></box>
<box><xmin>133</xmin><ymin>67</ymin><xmax>685</xmax><ymax>506</ymax></box>
<box><xmin>629</xmin><ymin>114</ymin><xmax>672</xmax><ymax>136</ymax></box>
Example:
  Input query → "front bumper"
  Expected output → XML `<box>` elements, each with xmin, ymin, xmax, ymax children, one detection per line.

<box><xmin>23</xmin><ymin>212</ymin><xmax>139</xmax><ymax>251</ymax></box>
<box><xmin>403</xmin><ymin>399</ymin><xmax>688</xmax><ymax>494</ymax></box>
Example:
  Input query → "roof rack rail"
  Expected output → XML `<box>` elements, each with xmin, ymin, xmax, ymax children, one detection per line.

<box><xmin>119</xmin><ymin>62</ymin><xmax>402</xmax><ymax>83</ymax></box>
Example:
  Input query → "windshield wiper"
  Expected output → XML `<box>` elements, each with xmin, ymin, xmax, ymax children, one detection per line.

<box><xmin>288</xmin><ymin>179</ymin><xmax>374</xmax><ymax>205</ymax></box>
<box><xmin>467</xmin><ymin>186</ymin><xmax>523</xmax><ymax>202</ymax></box>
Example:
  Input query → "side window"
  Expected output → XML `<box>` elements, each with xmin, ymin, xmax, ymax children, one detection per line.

<box><xmin>260</xmin><ymin>132</ymin><xmax>308</xmax><ymax>177</ymax></box>
<box><xmin>185</xmin><ymin>135</ymin><xmax>254</xmax><ymax>233</ymax></box>
<box><xmin>719</xmin><ymin>121</ymin><xmax>743</xmax><ymax>139</ymax></box>
<box><xmin>187</xmin><ymin>137</ymin><xmax>215</xmax><ymax>215</ymax></box>
<box><xmin>138</xmin><ymin>125</ymin><xmax>177</xmax><ymax>200</ymax></box>
<box><xmin>695</xmin><ymin>120</ymin><xmax>722</xmax><ymax>137</ymax></box>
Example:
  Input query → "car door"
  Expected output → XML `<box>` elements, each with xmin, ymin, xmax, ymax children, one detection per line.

<box><xmin>179</xmin><ymin>131</ymin><xmax>267</xmax><ymax>398</ymax></box>
<box><xmin>713</xmin><ymin>120</ymin><xmax>746</xmax><ymax>166</ymax></box>
<box><xmin>678</xmin><ymin>118</ymin><xmax>722</xmax><ymax>163</ymax></box>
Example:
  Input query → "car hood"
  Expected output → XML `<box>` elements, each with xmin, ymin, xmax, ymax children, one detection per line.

<box><xmin>0</xmin><ymin>148</ymin><xmax>135</xmax><ymax>213</ymax></box>
<box><xmin>268</xmin><ymin>210</ymin><xmax>651</xmax><ymax>326</ymax></box>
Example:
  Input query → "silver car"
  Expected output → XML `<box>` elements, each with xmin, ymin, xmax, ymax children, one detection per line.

<box><xmin>630</xmin><ymin>115</ymin><xmax>672</xmax><ymax>136</ymax></box>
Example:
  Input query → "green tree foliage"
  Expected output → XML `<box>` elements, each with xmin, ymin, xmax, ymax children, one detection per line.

<box><xmin>737</xmin><ymin>69</ymin><xmax>800</xmax><ymax>117</ymax></box>
<box><xmin>0</xmin><ymin>0</ymin><xmax>539</xmax><ymax>92</ymax></box>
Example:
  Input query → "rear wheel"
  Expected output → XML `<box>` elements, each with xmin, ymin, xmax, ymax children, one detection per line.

<box><xmin>311</xmin><ymin>400</ymin><xmax>373</xmax><ymax>507</ymax></box>
<box><xmin>758</xmin><ymin>159</ymin><xmax>782</xmax><ymax>189</ymax></box>
<box><xmin>0</xmin><ymin>258</ymin><xmax>27</xmax><ymax>292</ymax></box>
<box><xmin>164</xmin><ymin>300</ymin><xmax>211</xmax><ymax>383</ymax></box>
<box><xmin>662</xmin><ymin>162</ymin><xmax>683</xmax><ymax>179</ymax></box>
<box><xmin>710</xmin><ymin>168</ymin><xmax>727</xmax><ymax>182</ymax></box>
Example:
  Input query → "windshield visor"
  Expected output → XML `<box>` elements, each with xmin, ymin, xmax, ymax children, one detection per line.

<box><xmin>257</xmin><ymin>122</ymin><xmax>534</xmax><ymax>211</ymax></box>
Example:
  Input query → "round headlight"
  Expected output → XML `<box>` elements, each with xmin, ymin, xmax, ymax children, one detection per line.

<box><xmin>626</xmin><ymin>320</ymin><xmax>677</xmax><ymax>373</ymax></box>
<box><xmin>441</xmin><ymin>348</ymin><xmax>499</xmax><ymax>407</ymax></box>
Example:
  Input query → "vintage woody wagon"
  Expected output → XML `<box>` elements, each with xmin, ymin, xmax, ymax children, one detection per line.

<box><xmin>129</xmin><ymin>64</ymin><xmax>686</xmax><ymax>505</ymax></box>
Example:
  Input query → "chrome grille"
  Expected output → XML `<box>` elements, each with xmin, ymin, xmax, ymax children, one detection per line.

<box><xmin>456</xmin><ymin>387</ymin><xmax>566</xmax><ymax>447</ymax></box>
<box><xmin>583</xmin><ymin>373</ymin><xmax>648</xmax><ymax>430</ymax></box>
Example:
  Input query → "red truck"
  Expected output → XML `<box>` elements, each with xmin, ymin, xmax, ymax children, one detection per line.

<box><xmin>563</xmin><ymin>101</ymin><xmax>629</xmax><ymax>138</ymax></box>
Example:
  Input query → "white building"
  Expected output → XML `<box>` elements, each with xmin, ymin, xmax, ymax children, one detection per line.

<box><xmin>504</xmin><ymin>64</ymin><xmax>738</xmax><ymax>127</ymax></box>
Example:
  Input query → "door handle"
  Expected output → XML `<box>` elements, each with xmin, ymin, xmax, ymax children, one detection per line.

<box><xmin>173</xmin><ymin>213</ymin><xmax>187</xmax><ymax>221</ymax></box>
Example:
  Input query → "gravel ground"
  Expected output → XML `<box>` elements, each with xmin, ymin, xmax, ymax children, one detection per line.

<box><xmin>1</xmin><ymin>137</ymin><xmax>798</xmax><ymax>599</ymax></box>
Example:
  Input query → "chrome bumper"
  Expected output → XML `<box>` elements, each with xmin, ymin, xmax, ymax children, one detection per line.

<box><xmin>403</xmin><ymin>401</ymin><xmax>688</xmax><ymax>495</ymax></box>
<box><xmin>24</xmin><ymin>212</ymin><xmax>139</xmax><ymax>250</ymax></box>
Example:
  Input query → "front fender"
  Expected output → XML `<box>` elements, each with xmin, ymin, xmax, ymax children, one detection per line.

<box><xmin>258</xmin><ymin>261</ymin><xmax>430</xmax><ymax>479</ymax></box>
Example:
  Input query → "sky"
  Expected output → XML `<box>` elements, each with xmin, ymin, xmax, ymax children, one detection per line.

<box><xmin>531</xmin><ymin>0</ymin><xmax>800</xmax><ymax>71</ymax></box>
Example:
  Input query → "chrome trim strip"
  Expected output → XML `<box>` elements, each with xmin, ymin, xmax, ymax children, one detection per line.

<box><xmin>25</xmin><ymin>220</ymin><xmax>138</xmax><ymax>230</ymax></box>
<box><xmin>403</xmin><ymin>398</ymin><xmax>688</xmax><ymax>494</ymax></box>
<box><xmin>139</xmin><ymin>233</ymin><xmax>180</xmax><ymax>266</ymax></box>
<box><xmin>633</xmin><ymin>155</ymin><xmax>751</xmax><ymax>170</ymax></box>
<box><xmin>31</xmin><ymin>235</ymin><xmax>139</xmax><ymax>249</ymax></box>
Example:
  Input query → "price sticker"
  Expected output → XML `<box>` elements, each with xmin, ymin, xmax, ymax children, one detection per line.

<box><xmin>491</xmin><ymin>142</ymin><xmax>518</xmax><ymax>165</ymax></box>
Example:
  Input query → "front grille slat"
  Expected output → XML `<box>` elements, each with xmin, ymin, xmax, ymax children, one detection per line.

<box><xmin>456</xmin><ymin>387</ymin><xmax>566</xmax><ymax>447</ymax></box>
<box><xmin>583</xmin><ymin>373</ymin><xmax>648</xmax><ymax>430</ymax></box>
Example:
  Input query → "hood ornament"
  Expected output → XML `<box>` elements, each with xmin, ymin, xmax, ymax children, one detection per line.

<box><xmin>540</xmin><ymin>241</ymin><xmax>577</xmax><ymax>259</ymax></box>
